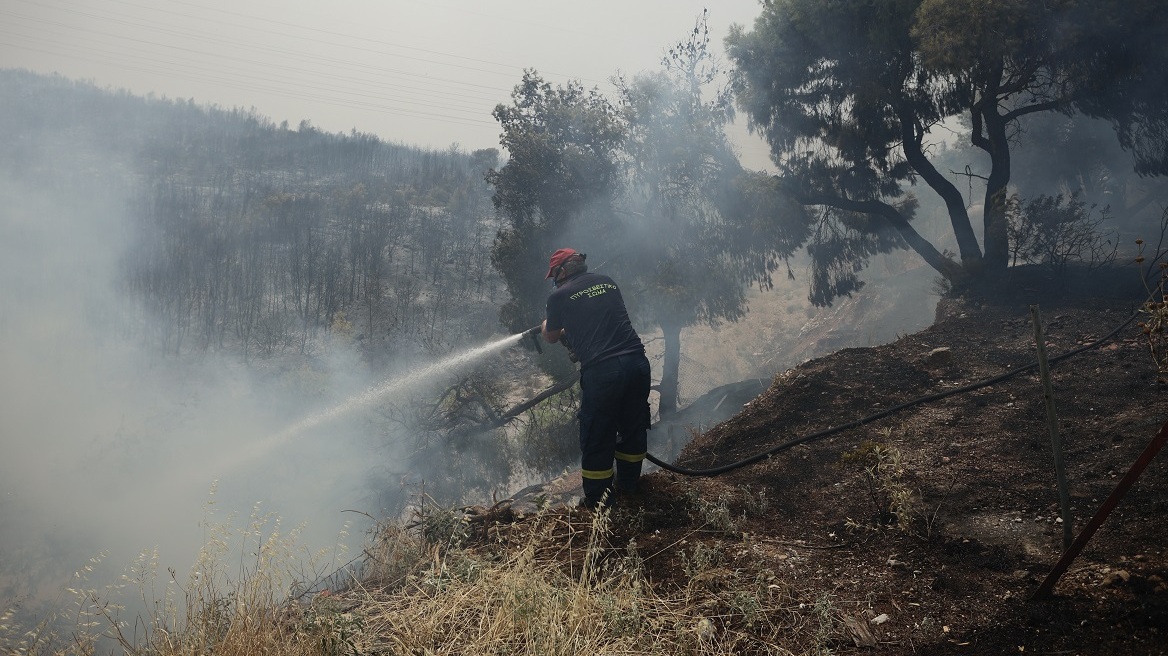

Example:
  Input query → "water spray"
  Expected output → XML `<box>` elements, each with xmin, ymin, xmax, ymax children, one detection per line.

<box><xmin>229</xmin><ymin>328</ymin><xmax>543</xmax><ymax>468</ymax></box>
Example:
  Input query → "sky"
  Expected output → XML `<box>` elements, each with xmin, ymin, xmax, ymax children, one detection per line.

<box><xmin>0</xmin><ymin>0</ymin><xmax>772</xmax><ymax>163</ymax></box>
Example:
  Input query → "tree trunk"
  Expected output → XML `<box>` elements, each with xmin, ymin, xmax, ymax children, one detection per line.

<box><xmin>659</xmin><ymin>321</ymin><xmax>682</xmax><ymax>417</ymax></box>
<box><xmin>971</xmin><ymin>63</ymin><xmax>1012</xmax><ymax>275</ymax></box>
<box><xmin>807</xmin><ymin>193</ymin><xmax>962</xmax><ymax>282</ymax></box>
<box><xmin>898</xmin><ymin>105</ymin><xmax>983</xmax><ymax>266</ymax></box>
<box><xmin>981</xmin><ymin>107</ymin><xmax>1012</xmax><ymax>273</ymax></box>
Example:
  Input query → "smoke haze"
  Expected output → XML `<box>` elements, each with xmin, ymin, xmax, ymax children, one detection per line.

<box><xmin>0</xmin><ymin>167</ymin><xmax>387</xmax><ymax>610</ymax></box>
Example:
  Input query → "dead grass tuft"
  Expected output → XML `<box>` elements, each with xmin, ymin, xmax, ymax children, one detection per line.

<box><xmin>2</xmin><ymin>489</ymin><xmax>359</xmax><ymax>656</ymax></box>
<box><xmin>4</xmin><ymin>490</ymin><xmax>847</xmax><ymax>656</ymax></box>
<box><xmin>345</xmin><ymin>502</ymin><xmax>821</xmax><ymax>655</ymax></box>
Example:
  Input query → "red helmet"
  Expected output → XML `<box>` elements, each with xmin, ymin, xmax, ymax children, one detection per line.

<box><xmin>545</xmin><ymin>248</ymin><xmax>585</xmax><ymax>279</ymax></box>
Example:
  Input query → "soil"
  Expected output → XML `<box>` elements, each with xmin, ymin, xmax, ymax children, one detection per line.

<box><xmin>478</xmin><ymin>269</ymin><xmax>1168</xmax><ymax>654</ymax></box>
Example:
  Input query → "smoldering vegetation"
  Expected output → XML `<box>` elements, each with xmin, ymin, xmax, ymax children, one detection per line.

<box><xmin>0</xmin><ymin>64</ymin><xmax>904</xmax><ymax>630</ymax></box>
<box><xmin>2</xmin><ymin>3</ymin><xmax>1166</xmax><ymax>646</ymax></box>
<box><xmin>0</xmin><ymin>70</ymin><xmax>540</xmax><ymax>628</ymax></box>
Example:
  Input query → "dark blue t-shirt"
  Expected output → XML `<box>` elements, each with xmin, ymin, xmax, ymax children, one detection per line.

<box><xmin>545</xmin><ymin>271</ymin><xmax>644</xmax><ymax>369</ymax></box>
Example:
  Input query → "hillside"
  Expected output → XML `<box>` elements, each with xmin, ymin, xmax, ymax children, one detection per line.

<box><xmin>4</xmin><ymin>68</ymin><xmax>1166</xmax><ymax>655</ymax></box>
<box><xmin>666</xmin><ymin>268</ymin><xmax>1166</xmax><ymax>653</ymax></box>
<box><xmin>342</xmin><ymin>266</ymin><xmax>1167</xmax><ymax>655</ymax></box>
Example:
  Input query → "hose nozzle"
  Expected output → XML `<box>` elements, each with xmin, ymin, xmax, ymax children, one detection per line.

<box><xmin>522</xmin><ymin>324</ymin><xmax>543</xmax><ymax>353</ymax></box>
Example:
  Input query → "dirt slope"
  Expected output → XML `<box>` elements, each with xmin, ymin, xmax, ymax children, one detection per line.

<box><xmin>422</xmin><ymin>267</ymin><xmax>1166</xmax><ymax>654</ymax></box>
<box><xmin>642</xmin><ymin>270</ymin><xmax>1168</xmax><ymax>654</ymax></box>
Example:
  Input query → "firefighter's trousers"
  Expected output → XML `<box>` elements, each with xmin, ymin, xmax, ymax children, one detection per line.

<box><xmin>577</xmin><ymin>352</ymin><xmax>651</xmax><ymax>506</ymax></box>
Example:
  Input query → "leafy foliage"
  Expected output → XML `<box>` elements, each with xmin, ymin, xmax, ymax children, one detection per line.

<box><xmin>840</xmin><ymin>436</ymin><xmax>922</xmax><ymax>535</ymax></box>
<box><xmin>612</xmin><ymin>17</ymin><xmax>807</xmax><ymax>409</ymax></box>
<box><xmin>488</xmin><ymin>18</ymin><xmax>806</xmax><ymax>412</ymax></box>
<box><xmin>487</xmin><ymin>71</ymin><xmax>626</xmax><ymax>334</ymax></box>
<box><xmin>727</xmin><ymin>0</ymin><xmax>1168</xmax><ymax>302</ymax></box>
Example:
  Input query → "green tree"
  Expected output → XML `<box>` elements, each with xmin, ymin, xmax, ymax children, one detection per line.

<box><xmin>615</xmin><ymin>14</ymin><xmax>805</xmax><ymax>413</ymax></box>
<box><xmin>489</xmin><ymin>21</ymin><xmax>805</xmax><ymax>414</ymax></box>
<box><xmin>487</xmin><ymin>71</ymin><xmax>626</xmax><ymax>335</ymax></box>
<box><xmin>727</xmin><ymin>0</ymin><xmax>1168</xmax><ymax>303</ymax></box>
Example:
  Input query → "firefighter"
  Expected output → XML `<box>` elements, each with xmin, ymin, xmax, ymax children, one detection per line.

<box><xmin>541</xmin><ymin>248</ymin><xmax>651</xmax><ymax>509</ymax></box>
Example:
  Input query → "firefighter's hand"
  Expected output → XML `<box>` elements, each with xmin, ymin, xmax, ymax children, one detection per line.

<box><xmin>542</xmin><ymin>320</ymin><xmax>565</xmax><ymax>344</ymax></box>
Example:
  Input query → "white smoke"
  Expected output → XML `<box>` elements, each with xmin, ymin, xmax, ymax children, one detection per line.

<box><xmin>0</xmin><ymin>171</ymin><xmax>385</xmax><ymax>614</ymax></box>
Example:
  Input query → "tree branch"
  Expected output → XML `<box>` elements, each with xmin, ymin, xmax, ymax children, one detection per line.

<box><xmin>445</xmin><ymin>373</ymin><xmax>581</xmax><ymax>439</ymax></box>
<box><xmin>1003</xmin><ymin>98</ymin><xmax>1068</xmax><ymax>123</ymax></box>
<box><xmin>796</xmin><ymin>190</ymin><xmax>959</xmax><ymax>278</ymax></box>
<box><xmin>897</xmin><ymin>104</ymin><xmax>982</xmax><ymax>263</ymax></box>
<box><xmin>949</xmin><ymin>167</ymin><xmax>989</xmax><ymax>182</ymax></box>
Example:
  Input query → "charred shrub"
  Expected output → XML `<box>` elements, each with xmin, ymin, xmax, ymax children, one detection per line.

<box><xmin>1006</xmin><ymin>192</ymin><xmax>1117</xmax><ymax>272</ymax></box>
<box><xmin>1135</xmin><ymin>224</ymin><xmax>1168</xmax><ymax>383</ymax></box>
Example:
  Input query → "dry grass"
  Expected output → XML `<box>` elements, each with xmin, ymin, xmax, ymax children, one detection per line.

<box><xmin>362</xmin><ymin>509</ymin><xmax>659</xmax><ymax>655</ymax></box>
<box><xmin>4</xmin><ymin>492</ymin><xmax>846</xmax><ymax>656</ymax></box>
<box><xmin>347</xmin><ymin>503</ymin><xmax>818</xmax><ymax>656</ymax></box>
<box><xmin>2</xmin><ymin>490</ymin><xmax>359</xmax><ymax>656</ymax></box>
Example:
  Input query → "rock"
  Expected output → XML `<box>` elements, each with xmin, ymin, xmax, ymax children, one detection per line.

<box><xmin>1148</xmin><ymin>574</ymin><xmax>1167</xmax><ymax>593</ymax></box>
<box><xmin>871</xmin><ymin>613</ymin><xmax>890</xmax><ymax>625</ymax></box>
<box><xmin>1101</xmin><ymin>569</ymin><xmax>1131</xmax><ymax>586</ymax></box>
<box><xmin>925</xmin><ymin>347</ymin><xmax>953</xmax><ymax>367</ymax></box>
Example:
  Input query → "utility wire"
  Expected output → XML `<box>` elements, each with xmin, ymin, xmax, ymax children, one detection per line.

<box><xmin>109</xmin><ymin>0</ymin><xmax>596</xmax><ymax>83</ymax></box>
<box><xmin>4</xmin><ymin>0</ymin><xmax>603</xmax><ymax>102</ymax></box>
<box><xmin>6</xmin><ymin>0</ymin><xmax>530</xmax><ymax>83</ymax></box>
<box><xmin>0</xmin><ymin>8</ymin><xmax>512</xmax><ymax>101</ymax></box>
<box><xmin>0</xmin><ymin>38</ymin><xmax>497</xmax><ymax>129</ymax></box>
<box><xmin>0</xmin><ymin>1</ymin><xmax>522</xmax><ymax>133</ymax></box>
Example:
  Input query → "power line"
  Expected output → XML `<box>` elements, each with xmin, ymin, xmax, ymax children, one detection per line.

<box><xmin>153</xmin><ymin>0</ymin><xmax>608</xmax><ymax>85</ymax></box>
<box><xmin>0</xmin><ymin>0</ymin><xmax>536</xmax><ymax>138</ymax></box>
<box><xmin>0</xmin><ymin>9</ymin><xmax>512</xmax><ymax>126</ymax></box>
<box><xmin>0</xmin><ymin>38</ymin><xmax>498</xmax><ymax>129</ymax></box>
<box><xmin>111</xmin><ymin>0</ymin><xmax>562</xmax><ymax>80</ymax></box>
<box><xmin>1</xmin><ymin>0</ymin><xmax>729</xmax><ymax>144</ymax></box>
<box><xmin>8</xmin><ymin>0</ymin><xmax>602</xmax><ymax>89</ymax></box>
<box><xmin>0</xmin><ymin>23</ymin><xmax>501</xmax><ymax>121</ymax></box>
<box><xmin>0</xmin><ymin>5</ymin><xmax>515</xmax><ymax>97</ymax></box>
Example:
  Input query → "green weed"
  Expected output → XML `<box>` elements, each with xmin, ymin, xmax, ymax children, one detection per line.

<box><xmin>840</xmin><ymin>433</ymin><xmax>923</xmax><ymax>536</ymax></box>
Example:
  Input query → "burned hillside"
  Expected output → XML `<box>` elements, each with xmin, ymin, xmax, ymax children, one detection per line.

<box><xmin>367</xmin><ymin>266</ymin><xmax>1168</xmax><ymax>655</ymax></box>
<box><xmin>654</xmin><ymin>267</ymin><xmax>1167</xmax><ymax>653</ymax></box>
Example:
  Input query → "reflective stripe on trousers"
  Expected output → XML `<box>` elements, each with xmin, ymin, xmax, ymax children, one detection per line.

<box><xmin>577</xmin><ymin>352</ymin><xmax>651</xmax><ymax>504</ymax></box>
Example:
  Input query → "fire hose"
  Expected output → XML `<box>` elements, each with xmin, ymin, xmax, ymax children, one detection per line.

<box><xmin>521</xmin><ymin>323</ymin><xmax>577</xmax><ymax>362</ymax></box>
<box><xmin>525</xmin><ymin>296</ymin><xmax>1147</xmax><ymax>478</ymax></box>
<box><xmin>648</xmin><ymin>303</ymin><xmax>1144</xmax><ymax>477</ymax></box>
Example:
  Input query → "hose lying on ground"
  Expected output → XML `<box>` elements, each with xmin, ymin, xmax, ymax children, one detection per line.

<box><xmin>646</xmin><ymin>301</ymin><xmax>1147</xmax><ymax>478</ymax></box>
